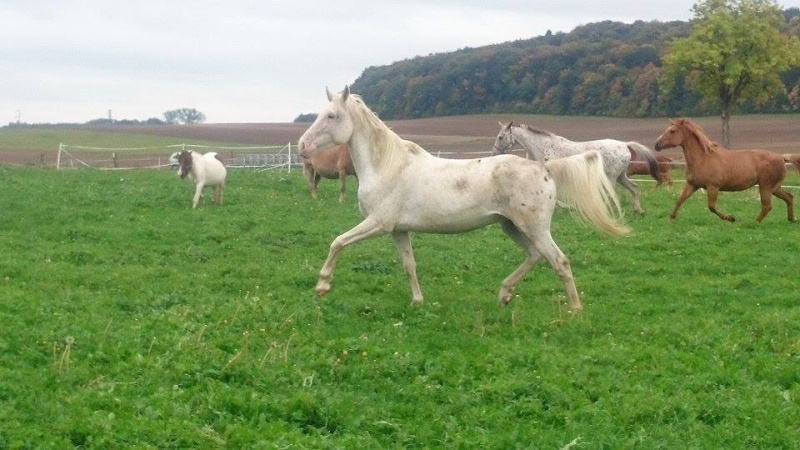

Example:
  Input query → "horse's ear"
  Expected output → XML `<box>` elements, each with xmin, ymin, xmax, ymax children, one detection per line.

<box><xmin>506</xmin><ymin>122</ymin><xmax>514</xmax><ymax>130</ymax></box>
<box><xmin>342</xmin><ymin>85</ymin><xmax>350</xmax><ymax>101</ymax></box>
<box><xmin>326</xmin><ymin>86</ymin><xmax>333</xmax><ymax>101</ymax></box>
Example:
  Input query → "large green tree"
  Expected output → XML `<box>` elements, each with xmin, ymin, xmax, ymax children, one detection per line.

<box><xmin>661</xmin><ymin>0</ymin><xmax>800</xmax><ymax>146</ymax></box>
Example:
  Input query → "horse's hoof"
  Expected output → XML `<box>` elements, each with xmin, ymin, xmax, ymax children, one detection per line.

<box><xmin>409</xmin><ymin>298</ymin><xmax>424</xmax><ymax>307</ymax></box>
<box><xmin>729</xmin><ymin>216</ymin><xmax>736</xmax><ymax>222</ymax></box>
<box><xmin>497</xmin><ymin>292</ymin><xmax>513</xmax><ymax>306</ymax></box>
<box><xmin>314</xmin><ymin>281</ymin><xmax>331</xmax><ymax>297</ymax></box>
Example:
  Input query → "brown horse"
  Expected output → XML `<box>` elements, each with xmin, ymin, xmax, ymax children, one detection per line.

<box><xmin>654</xmin><ymin>118</ymin><xmax>795</xmax><ymax>222</ymax></box>
<box><xmin>301</xmin><ymin>143</ymin><xmax>356</xmax><ymax>202</ymax></box>
<box><xmin>627</xmin><ymin>149</ymin><xmax>673</xmax><ymax>189</ymax></box>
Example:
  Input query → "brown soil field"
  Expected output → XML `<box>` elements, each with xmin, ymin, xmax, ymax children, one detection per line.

<box><xmin>87</xmin><ymin>114</ymin><xmax>800</xmax><ymax>159</ymax></box>
<box><xmin>3</xmin><ymin>114</ymin><xmax>800</xmax><ymax>165</ymax></box>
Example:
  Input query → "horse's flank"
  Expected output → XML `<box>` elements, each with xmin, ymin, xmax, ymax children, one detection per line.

<box><xmin>302</xmin><ymin>143</ymin><xmax>356</xmax><ymax>202</ymax></box>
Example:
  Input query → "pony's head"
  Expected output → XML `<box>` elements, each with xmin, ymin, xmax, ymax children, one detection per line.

<box><xmin>298</xmin><ymin>86</ymin><xmax>355</xmax><ymax>159</ymax></box>
<box><xmin>655</xmin><ymin>118</ymin><xmax>715</xmax><ymax>153</ymax></box>
<box><xmin>177</xmin><ymin>150</ymin><xmax>194</xmax><ymax>179</ymax></box>
<box><xmin>492</xmin><ymin>122</ymin><xmax>516</xmax><ymax>155</ymax></box>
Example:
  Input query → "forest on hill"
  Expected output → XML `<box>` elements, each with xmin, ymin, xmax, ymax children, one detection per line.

<box><xmin>349</xmin><ymin>10</ymin><xmax>800</xmax><ymax>120</ymax></box>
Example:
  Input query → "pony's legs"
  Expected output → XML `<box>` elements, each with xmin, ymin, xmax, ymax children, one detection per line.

<box><xmin>617</xmin><ymin>175</ymin><xmax>645</xmax><ymax>215</ymax></box>
<box><xmin>315</xmin><ymin>217</ymin><xmax>387</xmax><ymax>297</ymax></box>
<box><xmin>706</xmin><ymin>187</ymin><xmax>736</xmax><ymax>222</ymax></box>
<box><xmin>771</xmin><ymin>188</ymin><xmax>796</xmax><ymax>222</ymax></box>
<box><xmin>391</xmin><ymin>232</ymin><xmax>423</xmax><ymax>304</ymax></box>
<box><xmin>213</xmin><ymin>184</ymin><xmax>224</xmax><ymax>205</ymax></box>
<box><xmin>669</xmin><ymin>183</ymin><xmax>698</xmax><ymax>219</ymax></box>
<box><xmin>192</xmin><ymin>183</ymin><xmax>204</xmax><ymax>208</ymax></box>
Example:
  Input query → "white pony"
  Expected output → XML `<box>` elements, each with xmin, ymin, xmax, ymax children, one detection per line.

<box><xmin>176</xmin><ymin>150</ymin><xmax>227</xmax><ymax>208</ymax></box>
<box><xmin>298</xmin><ymin>87</ymin><xmax>630</xmax><ymax>312</ymax></box>
<box><xmin>493</xmin><ymin>122</ymin><xmax>659</xmax><ymax>215</ymax></box>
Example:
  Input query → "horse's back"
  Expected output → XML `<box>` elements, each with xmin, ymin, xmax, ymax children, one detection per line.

<box><xmin>199</xmin><ymin>152</ymin><xmax>227</xmax><ymax>184</ymax></box>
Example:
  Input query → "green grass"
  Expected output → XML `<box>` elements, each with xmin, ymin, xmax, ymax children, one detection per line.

<box><xmin>1</xmin><ymin>167</ymin><xmax>799</xmax><ymax>448</ymax></box>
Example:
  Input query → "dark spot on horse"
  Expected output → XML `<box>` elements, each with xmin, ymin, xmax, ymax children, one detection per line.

<box><xmin>455</xmin><ymin>178</ymin><xmax>468</xmax><ymax>192</ymax></box>
<box><xmin>543</xmin><ymin>175</ymin><xmax>549</xmax><ymax>182</ymax></box>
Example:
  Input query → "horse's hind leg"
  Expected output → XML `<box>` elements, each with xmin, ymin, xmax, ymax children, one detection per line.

<box><xmin>498</xmin><ymin>219</ymin><xmax>542</xmax><ymax>306</ymax></box>
<box><xmin>213</xmin><ymin>184</ymin><xmax>224</xmax><ymax>205</ymax></box>
<box><xmin>618</xmin><ymin>174</ymin><xmax>644</xmax><ymax>215</ymax></box>
<box><xmin>773</xmin><ymin>188</ymin><xmax>796</xmax><ymax>222</ymax></box>
<box><xmin>392</xmin><ymin>231</ymin><xmax>423</xmax><ymax>305</ymax></box>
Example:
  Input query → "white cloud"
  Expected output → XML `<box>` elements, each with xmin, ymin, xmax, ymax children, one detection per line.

<box><xmin>1</xmin><ymin>0</ymin><xmax>797</xmax><ymax>124</ymax></box>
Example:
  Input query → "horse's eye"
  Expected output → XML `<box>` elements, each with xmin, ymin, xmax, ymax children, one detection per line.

<box><xmin>327</xmin><ymin>113</ymin><xmax>336</xmax><ymax>120</ymax></box>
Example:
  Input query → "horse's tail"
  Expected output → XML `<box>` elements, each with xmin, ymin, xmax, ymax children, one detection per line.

<box><xmin>545</xmin><ymin>151</ymin><xmax>630</xmax><ymax>236</ymax></box>
<box><xmin>782</xmin><ymin>153</ymin><xmax>800</xmax><ymax>173</ymax></box>
<box><xmin>627</xmin><ymin>142</ymin><xmax>660</xmax><ymax>182</ymax></box>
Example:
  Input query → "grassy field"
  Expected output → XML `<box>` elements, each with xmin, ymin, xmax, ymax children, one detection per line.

<box><xmin>1</xmin><ymin>166</ymin><xmax>799</xmax><ymax>448</ymax></box>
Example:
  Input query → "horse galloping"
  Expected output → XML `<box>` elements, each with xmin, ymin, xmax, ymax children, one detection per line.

<box><xmin>176</xmin><ymin>150</ymin><xmax>227</xmax><ymax>208</ymax></box>
<box><xmin>298</xmin><ymin>87</ymin><xmax>629</xmax><ymax>312</ymax></box>
<box><xmin>302</xmin><ymin>143</ymin><xmax>356</xmax><ymax>202</ymax></box>
<box><xmin>492</xmin><ymin>122</ymin><xmax>659</xmax><ymax>215</ymax></box>
<box><xmin>654</xmin><ymin>118</ymin><xmax>795</xmax><ymax>222</ymax></box>
<box><xmin>627</xmin><ymin>150</ymin><xmax>674</xmax><ymax>189</ymax></box>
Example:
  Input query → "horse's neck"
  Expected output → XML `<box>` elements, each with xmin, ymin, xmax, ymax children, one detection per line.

<box><xmin>682</xmin><ymin>133</ymin><xmax>718</xmax><ymax>167</ymax></box>
<box><xmin>515</xmin><ymin>129</ymin><xmax>566</xmax><ymax>160</ymax></box>
<box><xmin>347</xmin><ymin>133</ymin><xmax>383</xmax><ymax>180</ymax></box>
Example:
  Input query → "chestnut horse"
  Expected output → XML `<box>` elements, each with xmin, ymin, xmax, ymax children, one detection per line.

<box><xmin>654</xmin><ymin>118</ymin><xmax>795</xmax><ymax>222</ymax></box>
<box><xmin>302</xmin><ymin>143</ymin><xmax>356</xmax><ymax>202</ymax></box>
<box><xmin>627</xmin><ymin>150</ymin><xmax>673</xmax><ymax>189</ymax></box>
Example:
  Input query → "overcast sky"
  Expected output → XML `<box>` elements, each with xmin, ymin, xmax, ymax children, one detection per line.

<box><xmin>2</xmin><ymin>1</ymin><xmax>800</xmax><ymax>124</ymax></box>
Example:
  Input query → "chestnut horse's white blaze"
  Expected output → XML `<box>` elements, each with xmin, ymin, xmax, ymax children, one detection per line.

<box><xmin>176</xmin><ymin>150</ymin><xmax>227</xmax><ymax>208</ymax></box>
<box><xmin>297</xmin><ymin>87</ymin><xmax>629</xmax><ymax>312</ymax></box>
<box><xmin>492</xmin><ymin>122</ymin><xmax>659</xmax><ymax>215</ymax></box>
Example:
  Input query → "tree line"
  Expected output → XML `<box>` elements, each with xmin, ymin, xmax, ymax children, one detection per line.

<box><xmin>347</xmin><ymin>7</ymin><xmax>800</xmax><ymax>121</ymax></box>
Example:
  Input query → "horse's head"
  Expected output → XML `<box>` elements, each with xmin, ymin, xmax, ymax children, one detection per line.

<box><xmin>177</xmin><ymin>150</ymin><xmax>193</xmax><ymax>179</ymax></box>
<box><xmin>298</xmin><ymin>86</ymin><xmax>355</xmax><ymax>159</ymax></box>
<box><xmin>492</xmin><ymin>122</ymin><xmax>516</xmax><ymax>155</ymax></box>
<box><xmin>654</xmin><ymin>119</ymin><xmax>688</xmax><ymax>151</ymax></box>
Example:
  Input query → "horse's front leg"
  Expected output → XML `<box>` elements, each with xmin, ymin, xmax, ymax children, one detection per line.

<box><xmin>315</xmin><ymin>217</ymin><xmax>387</xmax><ymax>297</ymax></box>
<box><xmin>706</xmin><ymin>187</ymin><xmax>735</xmax><ymax>222</ymax></box>
<box><xmin>303</xmin><ymin>163</ymin><xmax>318</xmax><ymax>200</ymax></box>
<box><xmin>669</xmin><ymin>183</ymin><xmax>698</xmax><ymax>219</ymax></box>
<box><xmin>192</xmin><ymin>183</ymin><xmax>205</xmax><ymax>208</ymax></box>
<box><xmin>338</xmin><ymin>171</ymin><xmax>347</xmax><ymax>203</ymax></box>
<box><xmin>391</xmin><ymin>231</ymin><xmax>423</xmax><ymax>305</ymax></box>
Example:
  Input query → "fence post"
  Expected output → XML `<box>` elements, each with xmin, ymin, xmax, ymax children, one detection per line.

<box><xmin>57</xmin><ymin>143</ymin><xmax>63</xmax><ymax>169</ymax></box>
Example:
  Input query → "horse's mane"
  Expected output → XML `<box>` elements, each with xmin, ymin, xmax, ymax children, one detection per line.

<box><xmin>344</xmin><ymin>94</ymin><xmax>428</xmax><ymax>177</ymax></box>
<box><xmin>517</xmin><ymin>124</ymin><xmax>555</xmax><ymax>137</ymax></box>
<box><xmin>675</xmin><ymin>118</ymin><xmax>718</xmax><ymax>154</ymax></box>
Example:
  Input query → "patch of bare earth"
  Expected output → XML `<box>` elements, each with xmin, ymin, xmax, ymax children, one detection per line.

<box><xmin>3</xmin><ymin>115</ymin><xmax>799</xmax><ymax>166</ymax></box>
